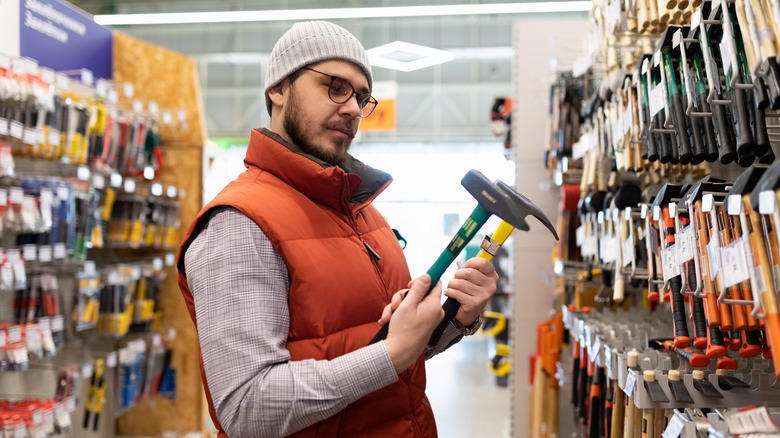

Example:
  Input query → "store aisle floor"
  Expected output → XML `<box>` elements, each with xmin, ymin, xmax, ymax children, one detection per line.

<box><xmin>426</xmin><ymin>334</ymin><xmax>511</xmax><ymax>438</ymax></box>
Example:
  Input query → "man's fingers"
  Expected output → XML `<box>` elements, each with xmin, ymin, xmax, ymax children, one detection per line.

<box><xmin>401</xmin><ymin>274</ymin><xmax>432</xmax><ymax>304</ymax></box>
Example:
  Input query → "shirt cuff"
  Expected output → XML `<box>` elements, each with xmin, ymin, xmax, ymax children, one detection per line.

<box><xmin>329</xmin><ymin>342</ymin><xmax>399</xmax><ymax>404</ymax></box>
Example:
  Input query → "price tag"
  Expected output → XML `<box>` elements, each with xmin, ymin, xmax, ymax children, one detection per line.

<box><xmin>649</xmin><ymin>227</ymin><xmax>660</xmax><ymax>255</ymax></box>
<box><xmin>124</xmin><ymin>179</ymin><xmax>136</xmax><ymax>193</ymax></box>
<box><xmin>133</xmin><ymin>100</ymin><xmax>143</xmax><ymax>113</ymax></box>
<box><xmin>0</xmin><ymin>117</ymin><xmax>7</xmax><ymax>136</ymax></box>
<box><xmin>82</xmin><ymin>363</ymin><xmax>93</xmax><ymax>380</ymax></box>
<box><xmin>724</xmin><ymin>406</ymin><xmax>780</xmax><ymax>434</ymax></box>
<box><xmin>759</xmin><ymin>191</ymin><xmax>776</xmax><ymax>215</ymax></box>
<box><xmin>23</xmin><ymin>244</ymin><xmax>36</xmax><ymax>262</ymax></box>
<box><xmin>166</xmin><ymin>185</ymin><xmax>178</xmax><ymax>198</ymax></box>
<box><xmin>691</xmin><ymin>10</ymin><xmax>702</xmax><ymax>29</ymax></box>
<box><xmin>110</xmin><ymin>173</ymin><xmax>123</xmax><ymax>188</ymax></box>
<box><xmin>9</xmin><ymin>121</ymin><xmax>24</xmax><ymax>139</ymax></box>
<box><xmin>123</xmin><ymin>83</ymin><xmax>134</xmax><ymax>98</ymax></box>
<box><xmin>77</xmin><ymin>165</ymin><xmax>90</xmax><ymax>181</ymax></box>
<box><xmin>80</xmin><ymin>68</ymin><xmax>93</xmax><ymax>86</ymax></box>
<box><xmin>162</xmin><ymin>111</ymin><xmax>173</xmax><ymax>125</ymax></box>
<box><xmin>95</xmin><ymin>79</ymin><xmax>108</xmax><ymax>98</ymax></box>
<box><xmin>721</xmin><ymin>239</ymin><xmax>750</xmax><ymax>287</ymax></box>
<box><xmin>149</xmin><ymin>101</ymin><xmax>159</xmax><ymax>115</ymax></box>
<box><xmin>0</xmin><ymin>190</ymin><xmax>7</xmax><ymax>207</ymax></box>
<box><xmin>0</xmin><ymin>53</ymin><xmax>9</xmax><ymax>69</ymax></box>
<box><xmin>727</xmin><ymin>194</ymin><xmax>743</xmax><ymax>216</ymax></box>
<box><xmin>53</xmin><ymin>243</ymin><xmax>67</xmax><ymax>259</ymax></box>
<box><xmin>57</xmin><ymin>186</ymin><xmax>69</xmax><ymax>201</ymax></box>
<box><xmin>576</xmin><ymin>225</ymin><xmax>585</xmax><ymax>246</ymax></box>
<box><xmin>38</xmin><ymin>246</ymin><xmax>52</xmax><ymax>263</ymax></box>
<box><xmin>178</xmin><ymin>109</ymin><xmax>187</xmax><ymax>122</ymax></box>
<box><xmin>662</xmin><ymin>244</ymin><xmax>682</xmax><ymax>281</ymax></box>
<box><xmin>66</xmin><ymin>397</ymin><xmax>76</xmax><ymax>412</ymax></box>
<box><xmin>92</xmin><ymin>174</ymin><xmax>105</xmax><ymax>190</ymax></box>
<box><xmin>7</xmin><ymin>326</ymin><xmax>22</xmax><ymax>343</ymax></box>
<box><xmin>591</xmin><ymin>336</ymin><xmax>602</xmax><ymax>363</ymax></box>
<box><xmin>623</xmin><ymin>237</ymin><xmax>635</xmax><ymax>266</ymax></box>
<box><xmin>51</xmin><ymin>316</ymin><xmax>64</xmax><ymax>332</ymax></box>
<box><xmin>583</xmin><ymin>235</ymin><xmax>599</xmax><ymax>257</ymax></box>
<box><xmin>604</xmin><ymin>237</ymin><xmax>620</xmax><ymax>263</ymax></box>
<box><xmin>649</xmin><ymin>83</ymin><xmax>666</xmax><ymax>118</ymax></box>
<box><xmin>6</xmin><ymin>250</ymin><xmax>20</xmax><ymax>265</ymax></box>
<box><xmin>165</xmin><ymin>253</ymin><xmax>175</xmax><ymax>266</ymax></box>
<box><xmin>708</xmin><ymin>239</ymin><xmax>721</xmax><ymax>280</ymax></box>
<box><xmin>677</xmin><ymin>226</ymin><xmax>695</xmax><ymax>262</ymax></box>
<box><xmin>624</xmin><ymin>371</ymin><xmax>637</xmax><ymax>397</ymax></box>
<box><xmin>108</xmin><ymin>89</ymin><xmax>119</xmax><ymax>104</ymax></box>
<box><xmin>106</xmin><ymin>352</ymin><xmax>118</xmax><ymax>368</ymax></box>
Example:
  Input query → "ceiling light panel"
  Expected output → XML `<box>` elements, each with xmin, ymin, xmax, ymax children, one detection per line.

<box><xmin>367</xmin><ymin>41</ymin><xmax>455</xmax><ymax>72</ymax></box>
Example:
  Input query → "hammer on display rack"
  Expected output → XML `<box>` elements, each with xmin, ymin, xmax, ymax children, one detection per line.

<box><xmin>652</xmin><ymin>183</ymin><xmax>692</xmax><ymax>348</ymax></box>
<box><xmin>672</xmin><ymin>26</ymin><xmax>709</xmax><ymax>164</ymax></box>
<box><xmin>369</xmin><ymin>169</ymin><xmax>557</xmax><ymax>346</ymax></box>
<box><xmin>685</xmin><ymin>26</ymin><xmax>720</xmax><ymax>163</ymax></box>
<box><xmin>686</xmin><ymin>180</ymin><xmax>731</xmax><ymax>359</ymax></box>
<box><xmin>660</xmin><ymin>25</ymin><xmax>695</xmax><ymax>165</ymax></box>
<box><xmin>694</xmin><ymin>2</ymin><xmax>738</xmax><ymax>164</ymax></box>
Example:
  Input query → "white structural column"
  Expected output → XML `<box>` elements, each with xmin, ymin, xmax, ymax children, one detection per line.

<box><xmin>510</xmin><ymin>17</ymin><xmax>588</xmax><ymax>437</ymax></box>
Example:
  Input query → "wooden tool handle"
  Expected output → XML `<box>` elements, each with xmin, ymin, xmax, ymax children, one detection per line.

<box><xmin>749</xmin><ymin>0</ymin><xmax>779</xmax><ymax>58</ymax></box>
<box><xmin>695</xmin><ymin>201</ymin><xmax>722</xmax><ymax>326</ymax></box>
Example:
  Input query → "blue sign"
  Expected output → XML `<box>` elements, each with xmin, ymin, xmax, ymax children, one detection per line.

<box><xmin>19</xmin><ymin>0</ymin><xmax>113</xmax><ymax>80</ymax></box>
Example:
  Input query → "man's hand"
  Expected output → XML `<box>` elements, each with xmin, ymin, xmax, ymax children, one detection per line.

<box><xmin>444</xmin><ymin>257</ymin><xmax>499</xmax><ymax>328</ymax></box>
<box><xmin>381</xmin><ymin>275</ymin><xmax>444</xmax><ymax>373</ymax></box>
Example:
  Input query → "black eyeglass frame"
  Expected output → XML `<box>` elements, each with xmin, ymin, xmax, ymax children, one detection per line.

<box><xmin>302</xmin><ymin>67</ymin><xmax>378</xmax><ymax>118</ymax></box>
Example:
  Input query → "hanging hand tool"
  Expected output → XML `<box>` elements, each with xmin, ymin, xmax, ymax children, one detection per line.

<box><xmin>660</xmin><ymin>25</ymin><xmax>695</xmax><ymax>164</ymax></box>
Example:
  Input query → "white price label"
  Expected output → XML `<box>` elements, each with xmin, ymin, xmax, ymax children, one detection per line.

<box><xmin>40</xmin><ymin>188</ymin><xmax>53</xmax><ymax>206</ymax></box>
<box><xmin>23</xmin><ymin>245</ymin><xmax>36</xmax><ymax>261</ymax></box>
<box><xmin>38</xmin><ymin>246</ymin><xmax>52</xmax><ymax>263</ymax></box>
<box><xmin>53</xmin><ymin>243</ymin><xmax>66</xmax><ymax>259</ymax></box>
<box><xmin>7</xmin><ymin>326</ymin><xmax>21</xmax><ymax>343</ymax></box>
<box><xmin>133</xmin><ymin>100</ymin><xmax>143</xmax><ymax>113</ymax></box>
<box><xmin>123</xmin><ymin>83</ymin><xmax>134</xmax><ymax>98</ymax></box>
<box><xmin>624</xmin><ymin>371</ymin><xmax>637</xmax><ymax>397</ymax></box>
<box><xmin>149</xmin><ymin>101</ymin><xmax>159</xmax><ymax>115</ymax></box>
<box><xmin>162</xmin><ymin>111</ymin><xmax>173</xmax><ymax>125</ymax></box>
<box><xmin>662</xmin><ymin>244</ymin><xmax>682</xmax><ymax>281</ymax></box>
<box><xmin>80</xmin><ymin>68</ymin><xmax>93</xmax><ymax>86</ymax></box>
<box><xmin>623</xmin><ymin>237</ymin><xmax>635</xmax><ymax>267</ymax></box>
<box><xmin>721</xmin><ymin>239</ymin><xmax>750</xmax><ymax>287</ymax></box>
<box><xmin>576</xmin><ymin>225</ymin><xmax>585</xmax><ymax>246</ymax></box>
<box><xmin>604</xmin><ymin>237</ymin><xmax>620</xmax><ymax>263</ymax></box>
<box><xmin>591</xmin><ymin>337</ymin><xmax>602</xmax><ymax>364</ymax></box>
<box><xmin>165</xmin><ymin>253</ymin><xmax>175</xmax><ymax>266</ymax></box>
<box><xmin>48</xmin><ymin>129</ymin><xmax>60</xmax><ymax>146</ymax></box>
<box><xmin>9</xmin><ymin>121</ymin><xmax>24</xmax><ymax>139</ymax></box>
<box><xmin>0</xmin><ymin>190</ymin><xmax>7</xmax><ymax>207</ymax></box>
<box><xmin>0</xmin><ymin>117</ymin><xmax>7</xmax><ymax>135</ymax></box>
<box><xmin>724</xmin><ymin>406</ymin><xmax>780</xmax><ymax>434</ymax></box>
<box><xmin>677</xmin><ymin>226</ymin><xmax>695</xmax><ymax>262</ymax></box>
<box><xmin>51</xmin><ymin>316</ymin><xmax>64</xmax><ymax>332</ymax></box>
<box><xmin>649</xmin><ymin>83</ymin><xmax>666</xmax><ymax>118</ymax></box>
<box><xmin>77</xmin><ymin>165</ymin><xmax>90</xmax><ymax>181</ymax></box>
<box><xmin>708</xmin><ymin>239</ymin><xmax>721</xmax><ymax>280</ymax></box>
<box><xmin>106</xmin><ymin>352</ymin><xmax>117</xmax><ymax>368</ymax></box>
<box><xmin>92</xmin><ymin>174</ymin><xmax>105</xmax><ymax>190</ymax></box>
<box><xmin>583</xmin><ymin>235</ymin><xmax>599</xmax><ymax>257</ymax></box>
<box><xmin>81</xmin><ymin>363</ymin><xmax>93</xmax><ymax>380</ymax></box>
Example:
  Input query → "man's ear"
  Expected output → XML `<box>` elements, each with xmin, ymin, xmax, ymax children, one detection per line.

<box><xmin>267</xmin><ymin>82</ymin><xmax>286</xmax><ymax>108</ymax></box>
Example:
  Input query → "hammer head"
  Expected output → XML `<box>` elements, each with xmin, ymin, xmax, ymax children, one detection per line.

<box><xmin>496</xmin><ymin>180</ymin><xmax>560</xmax><ymax>240</ymax></box>
<box><xmin>461</xmin><ymin>170</ymin><xmax>530</xmax><ymax>232</ymax></box>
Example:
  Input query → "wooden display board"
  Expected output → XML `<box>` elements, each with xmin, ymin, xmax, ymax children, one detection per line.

<box><xmin>112</xmin><ymin>32</ymin><xmax>207</xmax><ymax>435</ymax></box>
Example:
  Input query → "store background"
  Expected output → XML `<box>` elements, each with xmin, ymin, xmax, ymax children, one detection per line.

<box><xmin>1</xmin><ymin>1</ymin><xmax>591</xmax><ymax>436</ymax></box>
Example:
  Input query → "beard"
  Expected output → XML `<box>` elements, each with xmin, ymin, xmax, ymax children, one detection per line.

<box><xmin>283</xmin><ymin>85</ymin><xmax>355</xmax><ymax>165</ymax></box>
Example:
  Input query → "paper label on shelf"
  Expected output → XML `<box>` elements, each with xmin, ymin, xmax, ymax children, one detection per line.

<box><xmin>0</xmin><ymin>190</ymin><xmax>7</xmax><ymax>207</ymax></box>
<box><xmin>662</xmin><ymin>412</ymin><xmax>686</xmax><ymax>438</ymax></box>
<box><xmin>53</xmin><ymin>243</ymin><xmax>66</xmax><ymax>259</ymax></box>
<box><xmin>649</xmin><ymin>83</ymin><xmax>666</xmax><ymax>118</ymax></box>
<box><xmin>106</xmin><ymin>352</ymin><xmax>117</xmax><ymax>368</ymax></box>
<box><xmin>624</xmin><ymin>371</ymin><xmax>636</xmax><ymax>397</ymax></box>
<box><xmin>661</xmin><ymin>244</ymin><xmax>681</xmax><ymax>281</ymax></box>
<box><xmin>708</xmin><ymin>239</ymin><xmax>721</xmax><ymax>280</ymax></box>
<box><xmin>0</xmin><ymin>117</ymin><xmax>7</xmax><ymax>136</ymax></box>
<box><xmin>23</xmin><ymin>244</ymin><xmax>36</xmax><ymax>261</ymax></box>
<box><xmin>582</xmin><ymin>235</ymin><xmax>598</xmax><ymax>257</ymax></box>
<box><xmin>9</xmin><ymin>121</ymin><xmax>24</xmax><ymax>140</ymax></box>
<box><xmin>51</xmin><ymin>316</ymin><xmax>64</xmax><ymax>332</ymax></box>
<box><xmin>721</xmin><ymin>239</ymin><xmax>750</xmax><ymax>287</ymax></box>
<box><xmin>81</xmin><ymin>363</ymin><xmax>93</xmax><ymax>380</ymax></box>
<box><xmin>576</xmin><ymin>224</ymin><xmax>585</xmax><ymax>246</ymax></box>
<box><xmin>600</xmin><ymin>237</ymin><xmax>618</xmax><ymax>263</ymax></box>
<box><xmin>623</xmin><ymin>237</ymin><xmax>635</xmax><ymax>267</ymax></box>
<box><xmin>38</xmin><ymin>246</ymin><xmax>51</xmax><ymax>263</ymax></box>
<box><xmin>590</xmin><ymin>336</ymin><xmax>601</xmax><ymax>363</ymax></box>
<box><xmin>92</xmin><ymin>174</ymin><xmax>105</xmax><ymax>190</ymax></box>
<box><xmin>677</xmin><ymin>226</ymin><xmax>695</xmax><ymax>262</ymax></box>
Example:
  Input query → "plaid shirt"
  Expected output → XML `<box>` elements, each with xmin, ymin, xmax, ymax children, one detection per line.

<box><xmin>185</xmin><ymin>207</ymin><xmax>462</xmax><ymax>437</ymax></box>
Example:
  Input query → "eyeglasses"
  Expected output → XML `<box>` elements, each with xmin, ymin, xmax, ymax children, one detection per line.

<box><xmin>302</xmin><ymin>67</ymin><xmax>378</xmax><ymax>118</ymax></box>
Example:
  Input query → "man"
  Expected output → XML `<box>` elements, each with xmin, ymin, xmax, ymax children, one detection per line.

<box><xmin>177</xmin><ymin>21</ymin><xmax>499</xmax><ymax>437</ymax></box>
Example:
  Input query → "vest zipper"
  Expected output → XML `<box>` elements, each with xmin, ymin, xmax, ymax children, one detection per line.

<box><xmin>363</xmin><ymin>240</ymin><xmax>381</xmax><ymax>261</ymax></box>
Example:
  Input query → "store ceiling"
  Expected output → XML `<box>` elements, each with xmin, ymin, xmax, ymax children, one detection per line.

<box><xmin>71</xmin><ymin>0</ymin><xmax>586</xmax><ymax>142</ymax></box>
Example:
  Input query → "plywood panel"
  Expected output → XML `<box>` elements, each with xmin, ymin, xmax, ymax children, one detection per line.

<box><xmin>112</xmin><ymin>31</ymin><xmax>205</xmax><ymax>435</ymax></box>
<box><xmin>112</xmin><ymin>32</ymin><xmax>207</xmax><ymax>148</ymax></box>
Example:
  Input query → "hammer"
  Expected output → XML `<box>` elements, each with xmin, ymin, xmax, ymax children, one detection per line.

<box><xmin>369</xmin><ymin>169</ymin><xmax>558</xmax><ymax>345</ymax></box>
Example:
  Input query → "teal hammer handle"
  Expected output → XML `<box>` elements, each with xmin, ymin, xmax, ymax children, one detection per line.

<box><xmin>368</xmin><ymin>204</ymin><xmax>492</xmax><ymax>345</ymax></box>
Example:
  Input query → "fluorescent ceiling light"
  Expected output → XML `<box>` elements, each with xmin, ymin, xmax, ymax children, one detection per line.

<box><xmin>367</xmin><ymin>41</ymin><xmax>454</xmax><ymax>72</ymax></box>
<box><xmin>94</xmin><ymin>2</ymin><xmax>591</xmax><ymax>26</ymax></box>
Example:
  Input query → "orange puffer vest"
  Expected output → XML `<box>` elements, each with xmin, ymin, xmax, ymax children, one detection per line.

<box><xmin>177</xmin><ymin>129</ymin><xmax>436</xmax><ymax>437</ymax></box>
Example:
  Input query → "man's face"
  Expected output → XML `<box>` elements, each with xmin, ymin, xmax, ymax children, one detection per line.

<box><xmin>276</xmin><ymin>60</ymin><xmax>368</xmax><ymax>165</ymax></box>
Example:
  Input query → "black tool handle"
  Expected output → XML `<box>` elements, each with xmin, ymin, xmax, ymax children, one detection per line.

<box><xmin>668</xmin><ymin>113</ymin><xmax>680</xmax><ymax>164</ymax></box>
<box><xmin>675</xmin><ymin>346</ymin><xmax>710</xmax><ymax>367</ymax></box>
<box><xmin>428</xmin><ymin>297</ymin><xmax>461</xmax><ymax>346</ymax></box>
<box><xmin>697</xmin><ymin>92</ymin><xmax>719</xmax><ymax>162</ymax></box>
<box><xmin>572</xmin><ymin>355</ymin><xmax>580</xmax><ymax>405</ymax></box>
<box><xmin>654</xmin><ymin>113</ymin><xmax>672</xmax><ymax>163</ymax></box>
<box><xmin>730</xmin><ymin>86</ymin><xmax>755</xmax><ymax>156</ymax></box>
<box><xmin>754</xmin><ymin>76</ymin><xmax>770</xmax><ymax>110</ymax></box>
<box><xmin>689</xmin><ymin>101</ymin><xmax>707</xmax><ymax>164</ymax></box>
<box><xmin>712</xmin><ymin>96</ymin><xmax>737</xmax><ymax>164</ymax></box>
<box><xmin>692</xmin><ymin>296</ymin><xmax>709</xmax><ymax>349</ymax></box>
<box><xmin>578</xmin><ymin>355</ymin><xmax>589</xmax><ymax>421</ymax></box>
<box><xmin>670</xmin><ymin>275</ymin><xmax>691</xmax><ymax>347</ymax></box>
<box><xmin>588</xmin><ymin>367</ymin><xmax>603</xmax><ymax>437</ymax></box>
<box><xmin>754</xmin><ymin>104</ymin><xmax>772</xmax><ymax>158</ymax></box>
<box><xmin>671</xmin><ymin>94</ymin><xmax>693</xmax><ymax>164</ymax></box>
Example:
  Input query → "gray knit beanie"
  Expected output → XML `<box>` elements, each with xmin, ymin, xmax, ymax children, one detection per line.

<box><xmin>264</xmin><ymin>21</ymin><xmax>373</xmax><ymax>115</ymax></box>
